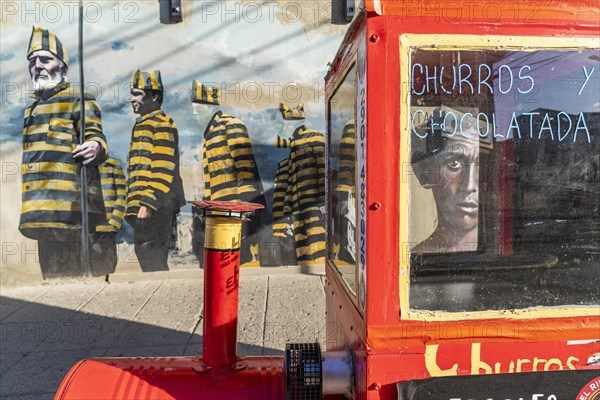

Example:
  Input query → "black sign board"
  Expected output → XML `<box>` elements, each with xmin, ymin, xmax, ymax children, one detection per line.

<box><xmin>397</xmin><ymin>370</ymin><xmax>600</xmax><ymax>400</ymax></box>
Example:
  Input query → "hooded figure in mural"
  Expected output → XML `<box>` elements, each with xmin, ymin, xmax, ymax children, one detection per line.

<box><xmin>191</xmin><ymin>80</ymin><xmax>265</xmax><ymax>268</ymax></box>
<box><xmin>20</xmin><ymin>26</ymin><xmax>109</xmax><ymax>278</ymax></box>
<box><xmin>126</xmin><ymin>69</ymin><xmax>186</xmax><ymax>272</ymax></box>
<box><xmin>411</xmin><ymin>107</ymin><xmax>488</xmax><ymax>253</ymax></box>
<box><xmin>278</xmin><ymin>104</ymin><xmax>327</xmax><ymax>265</ymax></box>
<box><xmin>271</xmin><ymin>103</ymin><xmax>307</xmax><ymax>265</ymax></box>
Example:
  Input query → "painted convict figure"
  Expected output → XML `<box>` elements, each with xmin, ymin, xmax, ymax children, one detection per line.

<box><xmin>20</xmin><ymin>26</ymin><xmax>108</xmax><ymax>278</ymax></box>
<box><xmin>92</xmin><ymin>156</ymin><xmax>127</xmax><ymax>275</ymax></box>
<box><xmin>281</xmin><ymin>107</ymin><xmax>327</xmax><ymax>265</ymax></box>
<box><xmin>191</xmin><ymin>80</ymin><xmax>265</xmax><ymax>267</ymax></box>
<box><xmin>126</xmin><ymin>69</ymin><xmax>185</xmax><ymax>271</ymax></box>
<box><xmin>271</xmin><ymin>103</ymin><xmax>307</xmax><ymax>265</ymax></box>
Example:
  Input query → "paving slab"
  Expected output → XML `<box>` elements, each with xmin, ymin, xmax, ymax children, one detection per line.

<box><xmin>0</xmin><ymin>351</ymin><xmax>26</xmax><ymax>375</ymax></box>
<box><xmin>75</xmin><ymin>281</ymin><xmax>162</xmax><ymax>319</ymax></box>
<box><xmin>0</xmin><ymin>286</ymin><xmax>50</xmax><ymax>321</ymax></box>
<box><xmin>132</xmin><ymin>279</ymin><xmax>203</xmax><ymax>343</ymax></box>
<box><xmin>0</xmin><ymin>350</ymin><xmax>92</xmax><ymax>397</ymax></box>
<box><xmin>237</xmin><ymin>276</ymin><xmax>268</xmax><ymax>349</ymax></box>
<box><xmin>263</xmin><ymin>274</ymin><xmax>326</xmax><ymax>351</ymax></box>
<box><xmin>1</xmin><ymin>283</ymin><xmax>106</xmax><ymax>323</ymax></box>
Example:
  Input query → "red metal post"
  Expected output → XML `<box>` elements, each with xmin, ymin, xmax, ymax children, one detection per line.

<box><xmin>202</xmin><ymin>216</ymin><xmax>243</xmax><ymax>368</ymax></box>
<box><xmin>192</xmin><ymin>200</ymin><xmax>265</xmax><ymax>369</ymax></box>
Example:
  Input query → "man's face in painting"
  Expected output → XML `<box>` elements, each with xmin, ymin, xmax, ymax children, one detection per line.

<box><xmin>430</xmin><ymin>134</ymin><xmax>480</xmax><ymax>234</ymax></box>
<box><xmin>131</xmin><ymin>89</ymin><xmax>159</xmax><ymax>116</ymax></box>
<box><xmin>28</xmin><ymin>50</ymin><xmax>66</xmax><ymax>92</ymax></box>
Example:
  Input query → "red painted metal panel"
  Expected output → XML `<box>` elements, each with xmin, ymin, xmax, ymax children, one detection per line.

<box><xmin>364</xmin><ymin>16</ymin><xmax>402</xmax><ymax>328</ymax></box>
<box><xmin>324</xmin><ymin>3</ymin><xmax>600</xmax><ymax>399</ymax></box>
<box><xmin>326</xmin><ymin>261</ymin><xmax>368</xmax><ymax>400</ymax></box>
<box><xmin>55</xmin><ymin>357</ymin><xmax>285</xmax><ymax>400</ymax></box>
<box><xmin>364</xmin><ymin>0</ymin><xmax>600</xmax><ymax>25</ymax></box>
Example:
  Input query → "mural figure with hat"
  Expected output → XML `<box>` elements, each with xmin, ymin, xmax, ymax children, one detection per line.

<box><xmin>276</xmin><ymin>103</ymin><xmax>327</xmax><ymax>266</ymax></box>
<box><xmin>20</xmin><ymin>26</ymin><xmax>109</xmax><ymax>278</ymax></box>
<box><xmin>410</xmin><ymin>106</ymin><xmax>489</xmax><ymax>253</ymax></box>
<box><xmin>125</xmin><ymin>69</ymin><xmax>186</xmax><ymax>272</ymax></box>
<box><xmin>191</xmin><ymin>80</ymin><xmax>266</xmax><ymax>268</ymax></box>
<box><xmin>271</xmin><ymin>103</ymin><xmax>308</xmax><ymax>265</ymax></box>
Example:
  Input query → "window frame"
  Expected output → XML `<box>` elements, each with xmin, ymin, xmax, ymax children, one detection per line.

<box><xmin>327</xmin><ymin>58</ymin><xmax>360</xmax><ymax>303</ymax></box>
<box><xmin>399</xmin><ymin>34</ymin><xmax>600</xmax><ymax>321</ymax></box>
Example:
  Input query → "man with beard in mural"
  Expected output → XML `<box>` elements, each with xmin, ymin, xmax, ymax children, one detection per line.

<box><xmin>191</xmin><ymin>80</ymin><xmax>265</xmax><ymax>268</ymax></box>
<box><xmin>20</xmin><ymin>26</ymin><xmax>109</xmax><ymax>278</ymax></box>
<box><xmin>126</xmin><ymin>69</ymin><xmax>185</xmax><ymax>272</ymax></box>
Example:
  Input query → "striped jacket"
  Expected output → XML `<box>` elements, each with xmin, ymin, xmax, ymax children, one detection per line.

<box><xmin>284</xmin><ymin>125</ymin><xmax>326</xmax><ymax>215</ymax></box>
<box><xmin>284</xmin><ymin>125</ymin><xmax>326</xmax><ymax>263</ymax></box>
<box><xmin>272</xmin><ymin>158</ymin><xmax>291</xmax><ymax>238</ymax></box>
<box><xmin>202</xmin><ymin>111</ymin><xmax>265</xmax><ymax>205</ymax></box>
<box><xmin>126</xmin><ymin>109</ymin><xmax>185</xmax><ymax>216</ymax></box>
<box><xmin>19</xmin><ymin>83</ymin><xmax>108</xmax><ymax>240</ymax></box>
<box><xmin>96</xmin><ymin>157</ymin><xmax>127</xmax><ymax>232</ymax></box>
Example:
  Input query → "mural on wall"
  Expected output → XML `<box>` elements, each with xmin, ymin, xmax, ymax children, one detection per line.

<box><xmin>126</xmin><ymin>69</ymin><xmax>186</xmax><ymax>271</ymax></box>
<box><xmin>273</xmin><ymin>102</ymin><xmax>327</xmax><ymax>265</ymax></box>
<box><xmin>191</xmin><ymin>80</ymin><xmax>265</xmax><ymax>268</ymax></box>
<box><xmin>96</xmin><ymin>156</ymin><xmax>127</xmax><ymax>275</ymax></box>
<box><xmin>0</xmin><ymin>1</ymin><xmax>347</xmax><ymax>283</ymax></box>
<box><xmin>282</xmin><ymin>111</ymin><xmax>327</xmax><ymax>266</ymax></box>
<box><xmin>20</xmin><ymin>26</ymin><xmax>114</xmax><ymax>279</ymax></box>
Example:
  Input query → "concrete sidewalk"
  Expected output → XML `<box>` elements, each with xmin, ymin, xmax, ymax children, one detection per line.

<box><xmin>0</xmin><ymin>267</ymin><xmax>327</xmax><ymax>400</ymax></box>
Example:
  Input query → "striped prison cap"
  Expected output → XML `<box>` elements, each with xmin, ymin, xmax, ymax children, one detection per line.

<box><xmin>278</xmin><ymin>103</ymin><xmax>305</xmax><ymax>120</ymax></box>
<box><xmin>27</xmin><ymin>26</ymin><xmax>69</xmax><ymax>66</ymax></box>
<box><xmin>131</xmin><ymin>69</ymin><xmax>164</xmax><ymax>92</ymax></box>
<box><xmin>192</xmin><ymin>80</ymin><xmax>221</xmax><ymax>105</ymax></box>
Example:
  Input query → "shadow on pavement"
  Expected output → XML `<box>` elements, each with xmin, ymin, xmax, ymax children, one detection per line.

<box><xmin>0</xmin><ymin>296</ymin><xmax>282</xmax><ymax>400</ymax></box>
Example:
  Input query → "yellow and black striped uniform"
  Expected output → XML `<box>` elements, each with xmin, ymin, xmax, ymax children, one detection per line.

<box><xmin>96</xmin><ymin>157</ymin><xmax>126</xmax><ymax>232</ymax></box>
<box><xmin>19</xmin><ymin>82</ymin><xmax>108</xmax><ymax>240</ymax></box>
<box><xmin>275</xmin><ymin>135</ymin><xmax>292</xmax><ymax>149</ymax></box>
<box><xmin>126</xmin><ymin>109</ymin><xmax>185</xmax><ymax>216</ymax></box>
<box><xmin>336</xmin><ymin>119</ymin><xmax>356</xmax><ymax>193</ymax></box>
<box><xmin>202</xmin><ymin>111</ymin><xmax>265</xmax><ymax>204</ymax></box>
<box><xmin>272</xmin><ymin>158</ymin><xmax>291</xmax><ymax>238</ymax></box>
<box><xmin>285</xmin><ymin>125</ymin><xmax>326</xmax><ymax>264</ymax></box>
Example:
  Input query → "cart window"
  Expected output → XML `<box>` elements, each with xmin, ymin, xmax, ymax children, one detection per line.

<box><xmin>407</xmin><ymin>48</ymin><xmax>599</xmax><ymax>312</ymax></box>
<box><xmin>328</xmin><ymin>64</ymin><xmax>358</xmax><ymax>296</ymax></box>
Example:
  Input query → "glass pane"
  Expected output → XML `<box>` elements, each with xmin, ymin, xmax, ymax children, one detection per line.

<box><xmin>408</xmin><ymin>48</ymin><xmax>600</xmax><ymax>312</ymax></box>
<box><xmin>328</xmin><ymin>64</ymin><xmax>358</xmax><ymax>295</ymax></box>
